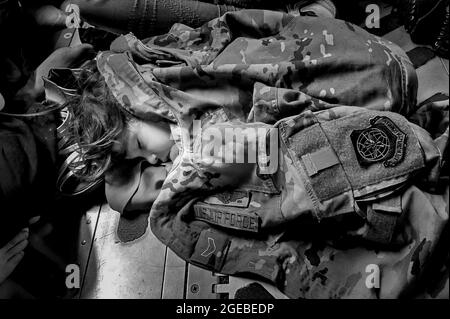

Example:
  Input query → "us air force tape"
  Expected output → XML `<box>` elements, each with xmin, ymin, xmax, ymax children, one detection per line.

<box><xmin>194</xmin><ymin>202</ymin><xmax>260</xmax><ymax>233</ymax></box>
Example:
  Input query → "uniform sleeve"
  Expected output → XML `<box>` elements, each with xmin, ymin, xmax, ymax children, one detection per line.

<box><xmin>0</xmin><ymin>117</ymin><xmax>39</xmax><ymax>199</ymax></box>
<box><xmin>0</xmin><ymin>115</ymin><xmax>57</xmax><ymax>244</ymax></box>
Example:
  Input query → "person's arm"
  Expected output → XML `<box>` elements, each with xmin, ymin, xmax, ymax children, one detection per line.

<box><xmin>0</xmin><ymin>229</ymin><xmax>29</xmax><ymax>286</ymax></box>
<box><xmin>0</xmin><ymin>44</ymin><xmax>94</xmax><ymax>241</ymax></box>
<box><xmin>6</xmin><ymin>44</ymin><xmax>94</xmax><ymax>113</ymax></box>
<box><xmin>60</xmin><ymin>0</ymin><xmax>239</xmax><ymax>38</ymax></box>
<box><xmin>0</xmin><ymin>114</ymin><xmax>57</xmax><ymax>245</ymax></box>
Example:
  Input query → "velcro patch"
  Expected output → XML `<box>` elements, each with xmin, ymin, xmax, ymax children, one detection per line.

<box><xmin>194</xmin><ymin>202</ymin><xmax>260</xmax><ymax>233</ymax></box>
<box><xmin>190</xmin><ymin>229</ymin><xmax>230</xmax><ymax>271</ymax></box>
<box><xmin>351</xmin><ymin>116</ymin><xmax>407</xmax><ymax>167</ymax></box>
<box><xmin>301</xmin><ymin>147</ymin><xmax>340</xmax><ymax>176</ymax></box>
<box><xmin>203</xmin><ymin>190</ymin><xmax>250</xmax><ymax>207</ymax></box>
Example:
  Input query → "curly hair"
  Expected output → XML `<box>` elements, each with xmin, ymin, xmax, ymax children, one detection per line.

<box><xmin>63</xmin><ymin>63</ymin><xmax>131</xmax><ymax>183</ymax></box>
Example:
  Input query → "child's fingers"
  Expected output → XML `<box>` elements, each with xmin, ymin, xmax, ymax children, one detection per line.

<box><xmin>28</xmin><ymin>216</ymin><xmax>41</xmax><ymax>225</ymax></box>
<box><xmin>0</xmin><ymin>229</ymin><xmax>29</xmax><ymax>254</ymax></box>
<box><xmin>67</xmin><ymin>43</ymin><xmax>96</xmax><ymax>61</ymax></box>
<box><xmin>5</xmin><ymin>239</ymin><xmax>28</xmax><ymax>260</ymax></box>
<box><xmin>71</xmin><ymin>43</ymin><xmax>94</xmax><ymax>53</ymax></box>
<box><xmin>59</xmin><ymin>43</ymin><xmax>95</xmax><ymax>62</ymax></box>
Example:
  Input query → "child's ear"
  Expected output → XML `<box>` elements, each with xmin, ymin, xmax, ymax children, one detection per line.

<box><xmin>111</xmin><ymin>139</ymin><xmax>127</xmax><ymax>158</ymax></box>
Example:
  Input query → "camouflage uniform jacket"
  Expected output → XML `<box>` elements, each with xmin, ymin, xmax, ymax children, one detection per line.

<box><xmin>94</xmin><ymin>10</ymin><xmax>448</xmax><ymax>298</ymax></box>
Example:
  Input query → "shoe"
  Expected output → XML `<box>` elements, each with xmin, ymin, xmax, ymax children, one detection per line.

<box><xmin>434</xmin><ymin>4</ymin><xmax>449</xmax><ymax>58</ymax></box>
<box><xmin>398</xmin><ymin>0</ymin><xmax>449</xmax><ymax>58</ymax></box>
<box><xmin>289</xmin><ymin>0</ymin><xmax>336</xmax><ymax>18</ymax></box>
<box><xmin>32</xmin><ymin>5</ymin><xmax>68</xmax><ymax>28</ymax></box>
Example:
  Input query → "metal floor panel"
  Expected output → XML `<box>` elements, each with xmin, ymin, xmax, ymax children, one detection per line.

<box><xmin>162</xmin><ymin>248</ymin><xmax>187</xmax><ymax>299</ymax></box>
<box><xmin>185</xmin><ymin>264</ymin><xmax>223</xmax><ymax>299</ymax></box>
<box><xmin>214</xmin><ymin>276</ymin><xmax>289</xmax><ymax>299</ymax></box>
<box><xmin>80</xmin><ymin>204</ymin><xmax>167</xmax><ymax>299</ymax></box>
<box><xmin>77</xmin><ymin>203</ymin><xmax>287</xmax><ymax>299</ymax></box>
<box><xmin>77</xmin><ymin>205</ymin><xmax>102</xmax><ymax>298</ymax></box>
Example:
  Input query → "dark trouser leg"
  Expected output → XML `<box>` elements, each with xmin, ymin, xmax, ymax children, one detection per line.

<box><xmin>61</xmin><ymin>0</ymin><xmax>238</xmax><ymax>38</ymax></box>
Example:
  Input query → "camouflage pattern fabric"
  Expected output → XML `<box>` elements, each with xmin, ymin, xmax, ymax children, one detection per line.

<box><xmin>95</xmin><ymin>10</ymin><xmax>448</xmax><ymax>298</ymax></box>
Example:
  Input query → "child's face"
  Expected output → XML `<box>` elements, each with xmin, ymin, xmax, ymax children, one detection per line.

<box><xmin>114</xmin><ymin>119</ymin><xmax>174</xmax><ymax>165</ymax></box>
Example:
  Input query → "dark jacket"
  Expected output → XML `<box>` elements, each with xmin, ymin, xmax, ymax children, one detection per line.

<box><xmin>0</xmin><ymin>110</ymin><xmax>58</xmax><ymax>245</ymax></box>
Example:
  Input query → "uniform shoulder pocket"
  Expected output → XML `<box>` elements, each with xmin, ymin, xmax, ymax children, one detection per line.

<box><xmin>320</xmin><ymin>112</ymin><xmax>425</xmax><ymax>197</ymax></box>
<box><xmin>278</xmin><ymin>110</ymin><xmax>426</xmax><ymax>219</ymax></box>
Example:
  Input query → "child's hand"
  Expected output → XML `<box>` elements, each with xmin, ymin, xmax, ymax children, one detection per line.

<box><xmin>0</xmin><ymin>229</ymin><xmax>29</xmax><ymax>285</ymax></box>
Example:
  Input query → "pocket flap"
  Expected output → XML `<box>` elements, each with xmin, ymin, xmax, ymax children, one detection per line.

<box><xmin>202</xmin><ymin>190</ymin><xmax>250</xmax><ymax>207</ymax></box>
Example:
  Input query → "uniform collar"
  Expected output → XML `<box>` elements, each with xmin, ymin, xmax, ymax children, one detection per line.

<box><xmin>96</xmin><ymin>51</ymin><xmax>177</xmax><ymax>123</ymax></box>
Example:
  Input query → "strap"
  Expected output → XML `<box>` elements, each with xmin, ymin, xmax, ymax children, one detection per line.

<box><xmin>364</xmin><ymin>195</ymin><xmax>402</xmax><ymax>244</ymax></box>
<box><xmin>301</xmin><ymin>146</ymin><xmax>339</xmax><ymax>177</ymax></box>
